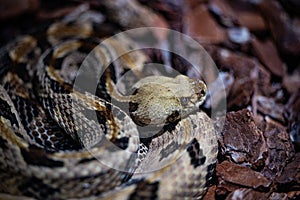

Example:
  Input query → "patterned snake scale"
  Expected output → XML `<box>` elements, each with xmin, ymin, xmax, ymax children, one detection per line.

<box><xmin>0</xmin><ymin>7</ymin><xmax>218</xmax><ymax>200</ymax></box>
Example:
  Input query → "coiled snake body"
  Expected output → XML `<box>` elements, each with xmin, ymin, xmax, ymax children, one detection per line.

<box><xmin>0</xmin><ymin>13</ymin><xmax>218</xmax><ymax>200</ymax></box>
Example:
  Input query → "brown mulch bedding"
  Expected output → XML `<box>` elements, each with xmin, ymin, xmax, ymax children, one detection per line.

<box><xmin>0</xmin><ymin>0</ymin><xmax>299</xmax><ymax>199</ymax></box>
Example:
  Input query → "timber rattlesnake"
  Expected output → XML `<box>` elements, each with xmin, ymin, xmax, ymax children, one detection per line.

<box><xmin>0</xmin><ymin>6</ymin><xmax>218</xmax><ymax>200</ymax></box>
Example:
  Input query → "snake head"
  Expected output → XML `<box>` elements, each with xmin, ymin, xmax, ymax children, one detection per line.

<box><xmin>129</xmin><ymin>75</ymin><xmax>207</xmax><ymax>127</ymax></box>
